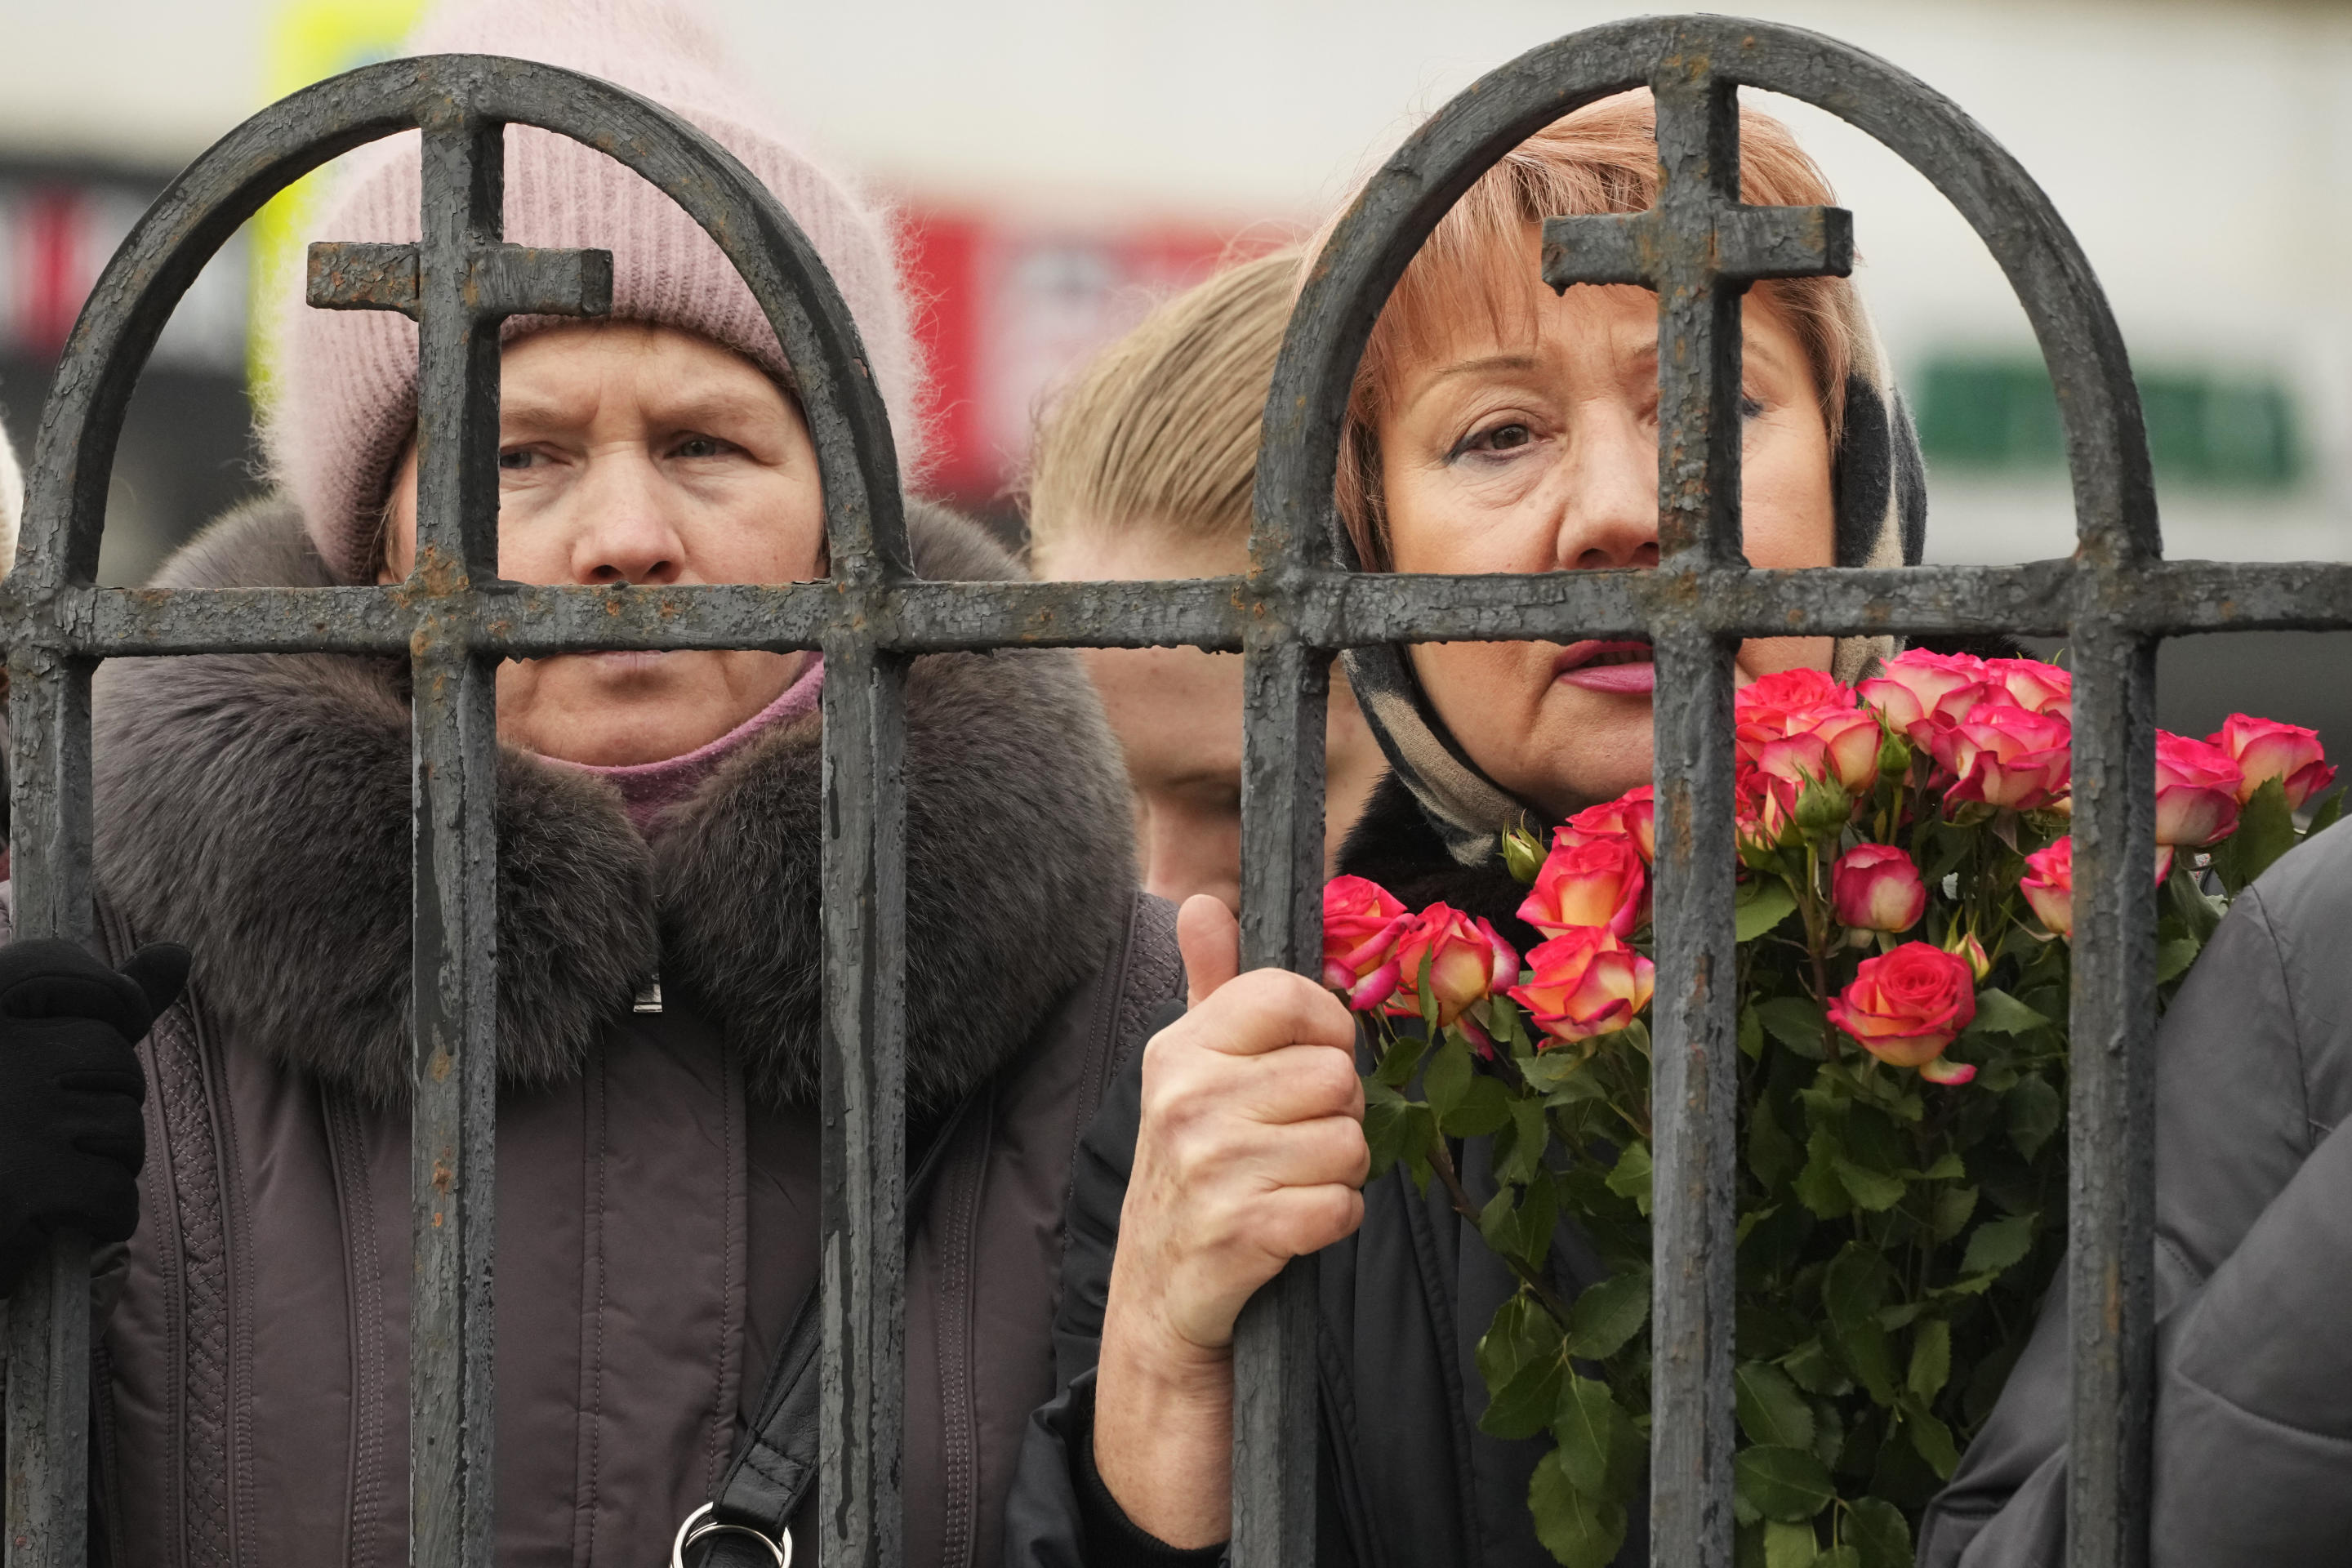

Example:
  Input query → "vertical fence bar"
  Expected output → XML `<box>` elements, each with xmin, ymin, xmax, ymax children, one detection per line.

<box><xmin>2064</xmin><ymin>621</ymin><xmax>2158</xmax><ymax>1568</ymax></box>
<box><xmin>1230</xmin><ymin>630</ymin><xmax>1330</xmax><ymax>1568</ymax></box>
<box><xmin>406</xmin><ymin>106</ymin><xmax>508</xmax><ymax>1568</ymax></box>
<box><xmin>1643</xmin><ymin>626</ymin><xmax>1741</xmax><ymax>1567</ymax></box>
<box><xmin>2</xmin><ymin>648</ymin><xmax>96</xmax><ymax>1568</ymax></box>
<box><xmin>818</xmin><ymin>635</ymin><xmax>908</xmax><ymax>1568</ymax></box>
<box><xmin>1644</xmin><ymin>58</ymin><xmax>1746</xmax><ymax>1568</ymax></box>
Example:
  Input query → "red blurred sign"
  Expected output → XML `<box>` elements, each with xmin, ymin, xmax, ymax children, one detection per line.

<box><xmin>901</xmin><ymin>207</ymin><xmax>1281</xmax><ymax>506</ymax></box>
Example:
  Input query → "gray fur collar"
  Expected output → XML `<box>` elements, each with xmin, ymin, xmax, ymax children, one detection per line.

<box><xmin>91</xmin><ymin>497</ymin><xmax>1137</xmax><ymax>1116</ymax></box>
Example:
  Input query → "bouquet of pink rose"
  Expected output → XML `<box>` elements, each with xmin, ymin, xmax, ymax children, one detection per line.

<box><xmin>1328</xmin><ymin>648</ymin><xmax>2341</xmax><ymax>1568</ymax></box>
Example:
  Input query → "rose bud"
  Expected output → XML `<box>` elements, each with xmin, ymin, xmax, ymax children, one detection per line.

<box><xmin>1825</xmin><ymin>942</ymin><xmax>1979</xmax><ymax>1069</ymax></box>
<box><xmin>1508</xmin><ymin>927</ymin><xmax>1657</xmax><ymax>1046</ymax></box>
<box><xmin>1735</xmin><ymin>766</ymin><xmax>1797</xmax><ymax>859</ymax></box>
<box><xmin>1831</xmin><ymin>844</ymin><xmax>1928</xmax><ymax>933</ymax></box>
<box><xmin>1858</xmin><ymin>648</ymin><xmax>1998</xmax><ymax>745</ymax></box>
<box><xmin>1984</xmin><ymin>657</ymin><xmax>2073</xmax><ymax>720</ymax></box>
<box><xmin>2154</xmin><ymin>731</ymin><xmax>2243</xmax><ymax>847</ymax></box>
<box><xmin>1945</xmin><ymin>928</ymin><xmax>1993</xmax><ymax>983</ymax></box>
<box><xmin>2020</xmin><ymin>837</ymin><xmax>2073</xmax><ymax>938</ymax></box>
<box><xmin>1384</xmin><ymin>905</ymin><xmax>1517</xmax><ymax>1027</ymax></box>
<box><xmin>1931</xmin><ymin>706</ymin><xmax>2072</xmax><ymax>811</ymax></box>
<box><xmin>2210</xmin><ymin>713</ymin><xmax>2336</xmax><ymax>809</ymax></box>
<box><xmin>1521</xmin><ymin>834</ymin><xmax>1647</xmax><ymax>938</ymax></box>
<box><xmin>1568</xmin><ymin>786</ymin><xmax>1657</xmax><ymax>865</ymax></box>
<box><xmin>1321</xmin><ymin>875</ymin><xmax>1410</xmax><ymax>1010</ymax></box>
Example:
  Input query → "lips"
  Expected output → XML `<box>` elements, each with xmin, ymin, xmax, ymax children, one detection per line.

<box><xmin>1554</xmin><ymin>639</ymin><xmax>1655</xmax><ymax>695</ymax></box>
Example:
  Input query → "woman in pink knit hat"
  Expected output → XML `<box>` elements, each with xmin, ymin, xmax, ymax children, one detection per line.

<box><xmin>0</xmin><ymin>2</ymin><xmax>1178</xmax><ymax>1564</ymax></box>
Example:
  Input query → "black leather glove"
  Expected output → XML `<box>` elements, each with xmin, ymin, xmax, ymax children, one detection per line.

<box><xmin>0</xmin><ymin>938</ymin><xmax>189</xmax><ymax>1297</ymax></box>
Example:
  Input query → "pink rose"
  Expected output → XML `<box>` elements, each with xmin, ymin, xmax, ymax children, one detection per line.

<box><xmin>1832</xmin><ymin>844</ymin><xmax>1928</xmax><ymax>933</ymax></box>
<box><xmin>1735</xmin><ymin>674</ymin><xmax>1882</xmax><ymax>793</ymax></box>
<box><xmin>2020</xmin><ymin>835</ymin><xmax>2176</xmax><ymax>942</ymax></box>
<box><xmin>1858</xmin><ymin>648</ymin><xmax>1998</xmax><ymax>745</ymax></box>
<box><xmin>2209</xmin><ymin>713</ymin><xmax>2336</xmax><ymax>809</ymax></box>
<box><xmin>1566</xmin><ymin>787</ymin><xmax>1657</xmax><ymax>866</ymax></box>
<box><xmin>2020</xmin><ymin>837</ymin><xmax>2073</xmax><ymax>938</ymax></box>
<box><xmin>1826</xmin><ymin>942</ymin><xmax>1979</xmax><ymax>1070</ymax></box>
<box><xmin>1931</xmin><ymin>705</ymin><xmax>2072</xmax><ymax>811</ymax></box>
<box><xmin>1384</xmin><ymin>905</ymin><xmax>1517</xmax><ymax>1027</ymax></box>
<box><xmin>2154</xmin><ymin>732</ymin><xmax>2243</xmax><ymax>847</ymax></box>
<box><xmin>1508</xmin><ymin>927</ymin><xmax>1657</xmax><ymax>1046</ymax></box>
<box><xmin>1521</xmin><ymin>834</ymin><xmax>1647</xmax><ymax>938</ymax></box>
<box><xmin>1983</xmin><ymin>657</ymin><xmax>2073</xmax><ymax>719</ymax></box>
<box><xmin>1321</xmin><ymin>875</ymin><xmax>1409</xmax><ymax>1011</ymax></box>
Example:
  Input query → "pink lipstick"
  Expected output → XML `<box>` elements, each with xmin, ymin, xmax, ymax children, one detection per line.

<box><xmin>1553</xmin><ymin>639</ymin><xmax>1655</xmax><ymax>695</ymax></box>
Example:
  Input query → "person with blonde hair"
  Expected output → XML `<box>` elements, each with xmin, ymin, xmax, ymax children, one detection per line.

<box><xmin>1005</xmin><ymin>90</ymin><xmax>1940</xmax><ymax>1566</ymax></box>
<box><xmin>1027</xmin><ymin>248</ymin><xmax>1388</xmax><ymax>911</ymax></box>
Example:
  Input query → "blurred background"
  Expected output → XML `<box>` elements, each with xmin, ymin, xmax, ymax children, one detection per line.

<box><xmin>0</xmin><ymin>0</ymin><xmax>2345</xmax><ymax>739</ymax></box>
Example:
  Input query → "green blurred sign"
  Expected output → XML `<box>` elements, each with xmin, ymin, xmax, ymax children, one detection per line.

<box><xmin>1914</xmin><ymin>352</ymin><xmax>2305</xmax><ymax>492</ymax></box>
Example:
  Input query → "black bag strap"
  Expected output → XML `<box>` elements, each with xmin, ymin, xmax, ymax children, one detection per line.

<box><xmin>684</xmin><ymin>1092</ymin><xmax>986</xmax><ymax>1566</ymax></box>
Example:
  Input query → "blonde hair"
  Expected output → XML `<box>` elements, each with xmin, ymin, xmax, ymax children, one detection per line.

<box><xmin>1321</xmin><ymin>91</ymin><xmax>1857</xmax><ymax>568</ymax></box>
<box><xmin>1025</xmin><ymin>247</ymin><xmax>1303</xmax><ymax>568</ymax></box>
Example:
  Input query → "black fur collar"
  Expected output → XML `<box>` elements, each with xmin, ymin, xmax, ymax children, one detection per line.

<box><xmin>91</xmin><ymin>497</ymin><xmax>1137</xmax><ymax>1116</ymax></box>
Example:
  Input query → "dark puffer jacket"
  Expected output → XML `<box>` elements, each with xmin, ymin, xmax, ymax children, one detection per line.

<box><xmin>1921</xmin><ymin>817</ymin><xmax>2352</xmax><ymax>1568</ymax></box>
<box><xmin>1001</xmin><ymin>773</ymin><xmax>1640</xmax><ymax>1568</ymax></box>
<box><xmin>2</xmin><ymin>496</ymin><xmax>1183</xmax><ymax>1568</ymax></box>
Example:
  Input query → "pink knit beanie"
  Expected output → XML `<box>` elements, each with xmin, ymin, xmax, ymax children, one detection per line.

<box><xmin>267</xmin><ymin>0</ymin><xmax>922</xmax><ymax>583</ymax></box>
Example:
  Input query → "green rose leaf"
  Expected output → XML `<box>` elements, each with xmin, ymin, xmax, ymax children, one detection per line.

<box><xmin>1762</xmin><ymin>1518</ymin><xmax>1820</xmax><ymax>1568</ymax></box>
<box><xmin>1961</xmin><ymin>1213</ymin><xmax>2038</xmax><ymax>1278</ymax></box>
<box><xmin>1480</xmin><ymin>1171</ymin><xmax>1560</xmax><ymax>1271</ymax></box>
<box><xmin>1931</xmin><ymin>1184</ymin><xmax>1980</xmax><ymax>1245</ymax></box>
<box><xmin>1794</xmin><ymin>1125</ymin><xmax>1854</xmax><ymax>1220</ymax></box>
<box><xmin>1374</xmin><ymin>1028</ymin><xmax>1429</xmax><ymax>1089</ymax></box>
<box><xmin>1552</xmin><ymin>1374</ymin><xmax>1642</xmax><ymax>1499</ymax></box>
<box><xmin>1964</xmin><ymin>988</ymin><xmax>2047</xmax><ymax>1037</ymax></box>
<box><xmin>1740</xmin><ymin>1004</ymin><xmax>1766</xmax><ymax>1062</ymax></box>
<box><xmin>1905</xmin><ymin>1402</ymin><xmax>1962</xmax><ymax>1478</ymax></box>
<box><xmin>1823</xmin><ymin>1245</ymin><xmax>1900</xmax><ymax>1406</ymax></box>
<box><xmin>1529</xmin><ymin>1450</ymin><xmax>1629</xmax><ymax>1568</ymax></box>
<box><xmin>1476</xmin><ymin>1294</ymin><xmax>1566</xmax><ymax>1441</ymax></box>
<box><xmin>1423</xmin><ymin>1036</ymin><xmax>1474</xmax><ymax>1124</ymax></box>
<box><xmin>1497</xmin><ymin>1096</ymin><xmax>1550</xmax><ymax>1187</ymax></box>
<box><xmin>2236</xmin><ymin>776</ymin><xmax>2299</xmax><ymax>886</ymax></box>
<box><xmin>1567</xmin><ymin>1270</ymin><xmax>1652</xmax><ymax>1362</ymax></box>
<box><xmin>1737</xmin><ymin>878</ymin><xmax>1801</xmax><ymax>942</ymax></box>
<box><xmin>1603</xmin><ymin>1142</ymin><xmax>1654</xmax><ymax>1217</ymax></box>
<box><xmin>2006</xmin><ymin>1076</ymin><xmax>2062</xmax><ymax>1161</ymax></box>
<box><xmin>2156</xmin><ymin>935</ymin><xmax>2203</xmax><ymax>985</ymax></box>
<box><xmin>1442</xmin><ymin>1072</ymin><xmax>1513</xmax><ymax>1138</ymax></box>
<box><xmin>2310</xmin><ymin>786</ymin><xmax>2345</xmax><ymax>839</ymax></box>
<box><xmin>1817</xmin><ymin>1548</ymin><xmax>1863</xmax><ymax>1568</ymax></box>
<box><xmin>1735</xmin><ymin>1361</ymin><xmax>1815</xmax><ymax>1450</ymax></box>
<box><xmin>1846</xmin><ymin>1496</ymin><xmax>1913</xmax><ymax>1568</ymax></box>
<box><xmin>1362</xmin><ymin>1092</ymin><xmax>1434</xmax><ymax>1188</ymax></box>
<box><xmin>1747</xmin><ymin>1094</ymin><xmax>1803</xmax><ymax>1192</ymax></box>
<box><xmin>1834</xmin><ymin>1156</ymin><xmax>1908</xmax><ymax>1213</ymax></box>
<box><xmin>1757</xmin><ymin>996</ymin><xmax>1831</xmax><ymax>1060</ymax></box>
<box><xmin>1732</xmin><ymin>1444</ymin><xmax>1835</xmax><ymax>1522</ymax></box>
<box><xmin>1908</xmin><ymin>1317</ymin><xmax>1953</xmax><ymax>1404</ymax></box>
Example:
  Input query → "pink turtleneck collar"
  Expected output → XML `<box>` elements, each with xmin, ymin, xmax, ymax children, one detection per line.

<box><xmin>552</xmin><ymin>656</ymin><xmax>825</xmax><ymax>836</ymax></box>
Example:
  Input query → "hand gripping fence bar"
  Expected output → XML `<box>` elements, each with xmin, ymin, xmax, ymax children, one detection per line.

<box><xmin>5</xmin><ymin>17</ymin><xmax>2346</xmax><ymax>1568</ymax></box>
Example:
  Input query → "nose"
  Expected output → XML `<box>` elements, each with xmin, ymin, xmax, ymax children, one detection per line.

<box><xmin>1551</xmin><ymin>404</ymin><xmax>1660</xmax><ymax>572</ymax></box>
<box><xmin>566</xmin><ymin>449</ymin><xmax>687</xmax><ymax>586</ymax></box>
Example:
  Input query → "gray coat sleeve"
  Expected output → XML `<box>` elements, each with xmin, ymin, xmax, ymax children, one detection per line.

<box><xmin>1920</xmin><ymin>822</ymin><xmax>2352</xmax><ymax>1567</ymax></box>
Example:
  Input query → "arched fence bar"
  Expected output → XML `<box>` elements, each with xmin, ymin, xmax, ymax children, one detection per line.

<box><xmin>6</xmin><ymin>16</ymin><xmax>2345</xmax><ymax>1568</ymax></box>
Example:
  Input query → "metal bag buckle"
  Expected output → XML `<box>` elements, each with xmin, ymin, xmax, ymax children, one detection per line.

<box><xmin>671</xmin><ymin>1502</ymin><xmax>791</xmax><ymax>1567</ymax></box>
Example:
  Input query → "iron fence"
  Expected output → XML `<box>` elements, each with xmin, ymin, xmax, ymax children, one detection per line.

<box><xmin>2</xmin><ymin>14</ymin><xmax>2339</xmax><ymax>1568</ymax></box>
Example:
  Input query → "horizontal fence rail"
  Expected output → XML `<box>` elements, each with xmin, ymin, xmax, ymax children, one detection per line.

<box><xmin>0</xmin><ymin>15</ymin><xmax>2314</xmax><ymax>1568</ymax></box>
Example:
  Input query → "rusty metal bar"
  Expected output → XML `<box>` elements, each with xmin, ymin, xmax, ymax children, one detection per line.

<box><xmin>817</xmin><ymin>634</ymin><xmax>910</xmax><ymax>1568</ymax></box>
<box><xmin>2</xmin><ymin>648</ymin><xmax>96</xmax><ymax>1568</ymax></box>
<box><xmin>397</xmin><ymin>104</ymin><xmax>512</xmax><ymax>1568</ymax></box>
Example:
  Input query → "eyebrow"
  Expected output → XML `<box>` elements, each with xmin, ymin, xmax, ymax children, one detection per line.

<box><xmin>497</xmin><ymin>387</ymin><xmax>785</xmax><ymax>433</ymax></box>
<box><xmin>1424</xmin><ymin>351</ymin><xmax>1542</xmax><ymax>385</ymax></box>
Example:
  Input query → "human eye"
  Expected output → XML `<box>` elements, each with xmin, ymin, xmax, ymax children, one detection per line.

<box><xmin>1739</xmin><ymin>393</ymin><xmax>1766</xmax><ymax>421</ymax></box>
<box><xmin>1449</xmin><ymin>419</ymin><xmax>1539</xmax><ymax>461</ymax></box>
<box><xmin>670</xmin><ymin>433</ymin><xmax>735</xmax><ymax>460</ymax></box>
<box><xmin>497</xmin><ymin>446</ymin><xmax>544</xmax><ymax>472</ymax></box>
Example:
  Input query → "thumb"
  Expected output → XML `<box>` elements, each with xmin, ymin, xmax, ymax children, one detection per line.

<box><xmin>118</xmin><ymin>942</ymin><xmax>191</xmax><ymax>1031</ymax></box>
<box><xmin>1177</xmin><ymin>894</ymin><xmax>1241</xmax><ymax>1009</ymax></box>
